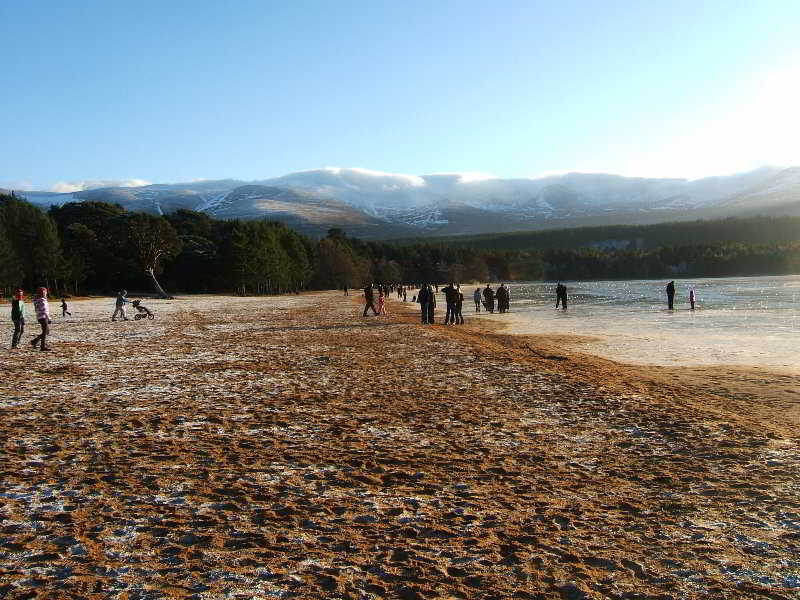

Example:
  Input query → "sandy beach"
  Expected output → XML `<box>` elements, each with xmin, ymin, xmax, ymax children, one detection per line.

<box><xmin>1</xmin><ymin>292</ymin><xmax>798</xmax><ymax>599</ymax></box>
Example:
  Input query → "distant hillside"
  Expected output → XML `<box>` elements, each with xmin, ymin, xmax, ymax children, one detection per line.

<box><xmin>392</xmin><ymin>216</ymin><xmax>800</xmax><ymax>252</ymax></box>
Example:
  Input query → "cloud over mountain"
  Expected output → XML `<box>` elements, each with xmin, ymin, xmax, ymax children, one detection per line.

<box><xmin>14</xmin><ymin>165</ymin><xmax>800</xmax><ymax>239</ymax></box>
<box><xmin>49</xmin><ymin>179</ymin><xmax>151</xmax><ymax>193</ymax></box>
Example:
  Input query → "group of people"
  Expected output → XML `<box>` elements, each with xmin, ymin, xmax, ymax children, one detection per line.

<box><xmin>8</xmin><ymin>287</ymin><xmax>157</xmax><ymax>350</ymax></box>
<box><xmin>666</xmin><ymin>281</ymin><xmax>697</xmax><ymax>310</ymax></box>
<box><xmin>9</xmin><ymin>287</ymin><xmax>55</xmax><ymax>351</ymax></box>
<box><xmin>474</xmin><ymin>283</ymin><xmax>511</xmax><ymax>314</ymax></box>
<box><xmin>361</xmin><ymin>281</ymin><xmax>516</xmax><ymax>325</ymax></box>
<box><xmin>414</xmin><ymin>282</ymin><xmax>466</xmax><ymax>325</ymax></box>
<box><xmin>361</xmin><ymin>283</ymin><xmax>390</xmax><ymax>317</ymax></box>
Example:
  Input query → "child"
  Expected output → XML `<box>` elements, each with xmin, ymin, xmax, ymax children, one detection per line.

<box><xmin>61</xmin><ymin>296</ymin><xmax>71</xmax><ymax>317</ymax></box>
<box><xmin>30</xmin><ymin>287</ymin><xmax>52</xmax><ymax>352</ymax></box>
<box><xmin>377</xmin><ymin>290</ymin><xmax>387</xmax><ymax>316</ymax></box>
<box><xmin>11</xmin><ymin>289</ymin><xmax>25</xmax><ymax>349</ymax></box>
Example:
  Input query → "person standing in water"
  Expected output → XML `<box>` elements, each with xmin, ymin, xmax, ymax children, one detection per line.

<box><xmin>10</xmin><ymin>289</ymin><xmax>25</xmax><ymax>349</ymax></box>
<box><xmin>555</xmin><ymin>283</ymin><xmax>567</xmax><ymax>310</ymax></box>
<box><xmin>483</xmin><ymin>284</ymin><xmax>495</xmax><ymax>313</ymax></box>
<box><xmin>666</xmin><ymin>280</ymin><xmax>675</xmax><ymax>310</ymax></box>
<box><xmin>30</xmin><ymin>287</ymin><xmax>52</xmax><ymax>352</ymax></box>
<box><xmin>473</xmin><ymin>287</ymin><xmax>481</xmax><ymax>312</ymax></box>
<box><xmin>689</xmin><ymin>287</ymin><xmax>696</xmax><ymax>310</ymax></box>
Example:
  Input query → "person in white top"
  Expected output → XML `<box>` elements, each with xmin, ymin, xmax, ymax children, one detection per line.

<box><xmin>30</xmin><ymin>287</ymin><xmax>52</xmax><ymax>351</ymax></box>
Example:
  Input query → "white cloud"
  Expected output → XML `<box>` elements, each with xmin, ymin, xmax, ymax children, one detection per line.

<box><xmin>319</xmin><ymin>166</ymin><xmax>426</xmax><ymax>187</ymax></box>
<box><xmin>430</xmin><ymin>171</ymin><xmax>496</xmax><ymax>184</ymax></box>
<box><xmin>48</xmin><ymin>179</ymin><xmax>151</xmax><ymax>193</ymax></box>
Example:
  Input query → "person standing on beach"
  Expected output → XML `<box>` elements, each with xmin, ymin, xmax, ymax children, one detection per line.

<box><xmin>483</xmin><ymin>284</ymin><xmax>495</xmax><ymax>313</ymax></box>
<box><xmin>473</xmin><ymin>287</ymin><xmax>481</xmax><ymax>312</ymax></box>
<box><xmin>666</xmin><ymin>280</ymin><xmax>675</xmax><ymax>310</ymax></box>
<box><xmin>112</xmin><ymin>290</ymin><xmax>131</xmax><ymax>321</ymax></box>
<box><xmin>455</xmin><ymin>284</ymin><xmax>464</xmax><ymax>324</ymax></box>
<box><xmin>343</xmin><ymin>285</ymin><xmax>348</xmax><ymax>296</ymax></box>
<box><xmin>60</xmin><ymin>296</ymin><xmax>71</xmax><ymax>317</ymax></box>
<box><xmin>30</xmin><ymin>287</ymin><xmax>52</xmax><ymax>352</ymax></box>
<box><xmin>362</xmin><ymin>283</ymin><xmax>378</xmax><ymax>317</ymax></box>
<box><xmin>443</xmin><ymin>282</ymin><xmax>458</xmax><ymax>324</ymax></box>
<box><xmin>377</xmin><ymin>289</ymin><xmax>387</xmax><ymax>316</ymax></box>
<box><xmin>10</xmin><ymin>289</ymin><xmax>25</xmax><ymax>349</ymax></box>
<box><xmin>689</xmin><ymin>287</ymin><xmax>696</xmax><ymax>310</ymax></box>
<box><xmin>417</xmin><ymin>284</ymin><xmax>430</xmax><ymax>324</ymax></box>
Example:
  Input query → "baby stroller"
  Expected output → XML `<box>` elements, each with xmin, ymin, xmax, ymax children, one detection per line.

<box><xmin>132</xmin><ymin>299</ymin><xmax>155</xmax><ymax>320</ymax></box>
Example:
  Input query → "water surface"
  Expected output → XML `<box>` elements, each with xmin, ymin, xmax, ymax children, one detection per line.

<box><xmin>483</xmin><ymin>275</ymin><xmax>799</xmax><ymax>371</ymax></box>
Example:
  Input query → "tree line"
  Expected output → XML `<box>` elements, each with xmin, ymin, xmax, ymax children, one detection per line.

<box><xmin>1</xmin><ymin>193</ymin><xmax>799</xmax><ymax>299</ymax></box>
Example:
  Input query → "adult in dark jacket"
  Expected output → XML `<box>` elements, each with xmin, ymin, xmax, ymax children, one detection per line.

<box><xmin>496</xmin><ymin>284</ymin><xmax>508</xmax><ymax>313</ymax></box>
<box><xmin>417</xmin><ymin>284</ymin><xmax>436</xmax><ymax>324</ymax></box>
<box><xmin>363</xmin><ymin>284</ymin><xmax>378</xmax><ymax>316</ymax></box>
<box><xmin>454</xmin><ymin>285</ymin><xmax>464</xmax><ymax>324</ymax></box>
<box><xmin>443</xmin><ymin>282</ymin><xmax>458</xmax><ymax>324</ymax></box>
<box><xmin>483</xmin><ymin>284</ymin><xmax>495</xmax><ymax>313</ymax></box>
<box><xmin>10</xmin><ymin>289</ymin><xmax>25</xmax><ymax>349</ymax></box>
<box><xmin>666</xmin><ymin>280</ymin><xmax>675</xmax><ymax>310</ymax></box>
<box><xmin>556</xmin><ymin>283</ymin><xmax>568</xmax><ymax>310</ymax></box>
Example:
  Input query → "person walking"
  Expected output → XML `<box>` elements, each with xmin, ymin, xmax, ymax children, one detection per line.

<box><xmin>30</xmin><ymin>287</ymin><xmax>52</xmax><ymax>352</ymax></box>
<box><xmin>666</xmin><ymin>280</ymin><xmax>675</xmax><ymax>310</ymax></box>
<box><xmin>377</xmin><ymin>289</ymin><xmax>388</xmax><ymax>316</ymax></box>
<box><xmin>10</xmin><ymin>289</ymin><xmax>25</xmax><ymax>349</ymax></box>
<box><xmin>112</xmin><ymin>290</ymin><xmax>131</xmax><ymax>321</ymax></box>
<box><xmin>473</xmin><ymin>287</ymin><xmax>481</xmax><ymax>312</ymax></box>
<box><xmin>455</xmin><ymin>284</ymin><xmax>464</xmax><ymax>324</ymax></box>
<box><xmin>362</xmin><ymin>283</ymin><xmax>378</xmax><ymax>317</ymax></box>
<box><xmin>689</xmin><ymin>287</ymin><xmax>696</xmax><ymax>310</ymax></box>
<box><xmin>61</xmin><ymin>296</ymin><xmax>71</xmax><ymax>317</ymax></box>
<box><xmin>483</xmin><ymin>284</ymin><xmax>495</xmax><ymax>313</ymax></box>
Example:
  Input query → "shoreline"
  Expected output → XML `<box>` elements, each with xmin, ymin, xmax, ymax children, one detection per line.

<box><xmin>385</xmin><ymin>294</ymin><xmax>800</xmax><ymax>433</ymax></box>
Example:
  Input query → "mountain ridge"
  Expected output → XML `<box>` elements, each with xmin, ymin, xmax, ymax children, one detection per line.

<box><xmin>13</xmin><ymin>166</ymin><xmax>800</xmax><ymax>239</ymax></box>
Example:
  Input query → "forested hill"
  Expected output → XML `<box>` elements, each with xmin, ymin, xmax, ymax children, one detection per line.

<box><xmin>395</xmin><ymin>216</ymin><xmax>800</xmax><ymax>252</ymax></box>
<box><xmin>2</xmin><ymin>194</ymin><xmax>800</xmax><ymax>298</ymax></box>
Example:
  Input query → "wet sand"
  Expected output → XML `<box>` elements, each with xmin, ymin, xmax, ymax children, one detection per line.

<box><xmin>1</xmin><ymin>292</ymin><xmax>799</xmax><ymax>599</ymax></box>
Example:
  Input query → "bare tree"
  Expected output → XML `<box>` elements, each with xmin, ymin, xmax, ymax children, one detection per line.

<box><xmin>127</xmin><ymin>214</ymin><xmax>181</xmax><ymax>298</ymax></box>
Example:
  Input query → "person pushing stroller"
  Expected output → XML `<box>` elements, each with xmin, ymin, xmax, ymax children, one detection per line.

<box><xmin>112</xmin><ymin>290</ymin><xmax>131</xmax><ymax>321</ymax></box>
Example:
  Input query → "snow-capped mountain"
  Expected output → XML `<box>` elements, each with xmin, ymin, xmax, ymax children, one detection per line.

<box><xmin>14</xmin><ymin>166</ymin><xmax>800</xmax><ymax>238</ymax></box>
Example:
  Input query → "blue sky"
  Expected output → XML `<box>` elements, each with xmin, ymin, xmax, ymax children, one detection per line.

<box><xmin>2</xmin><ymin>0</ymin><xmax>799</xmax><ymax>191</ymax></box>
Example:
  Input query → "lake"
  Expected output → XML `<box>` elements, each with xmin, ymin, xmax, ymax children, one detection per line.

<box><xmin>478</xmin><ymin>275</ymin><xmax>799</xmax><ymax>371</ymax></box>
